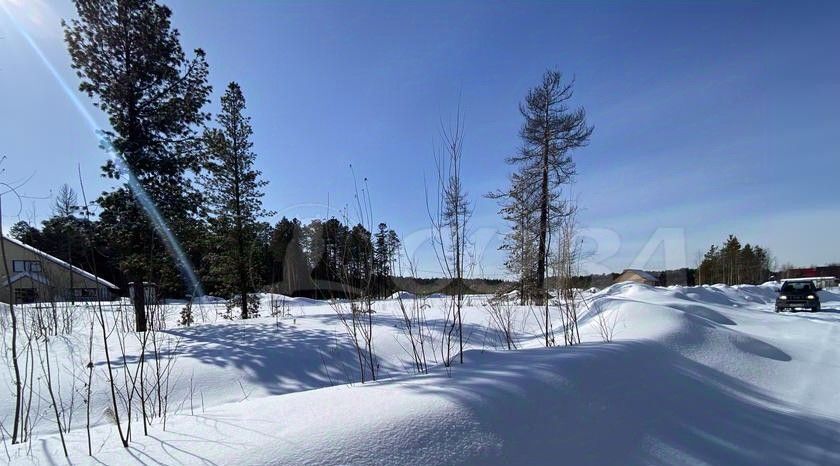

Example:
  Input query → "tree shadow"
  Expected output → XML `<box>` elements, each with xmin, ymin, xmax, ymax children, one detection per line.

<box><xmin>166</xmin><ymin>321</ymin><xmax>365</xmax><ymax>395</ymax></box>
<box><xmin>161</xmin><ymin>309</ymin><xmax>510</xmax><ymax>395</ymax></box>
<box><xmin>667</xmin><ymin>303</ymin><xmax>737</xmax><ymax>325</ymax></box>
<box><xmin>396</xmin><ymin>341</ymin><xmax>838</xmax><ymax>465</ymax></box>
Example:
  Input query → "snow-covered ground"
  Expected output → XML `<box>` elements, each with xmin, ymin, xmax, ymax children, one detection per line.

<box><xmin>3</xmin><ymin>283</ymin><xmax>840</xmax><ymax>465</ymax></box>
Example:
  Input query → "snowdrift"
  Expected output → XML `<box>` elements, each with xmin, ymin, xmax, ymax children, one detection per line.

<box><xmin>5</xmin><ymin>284</ymin><xmax>840</xmax><ymax>465</ymax></box>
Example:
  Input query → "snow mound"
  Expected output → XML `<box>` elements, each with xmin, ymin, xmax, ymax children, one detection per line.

<box><xmin>193</xmin><ymin>295</ymin><xmax>226</xmax><ymax>304</ymax></box>
<box><xmin>9</xmin><ymin>283</ymin><xmax>840</xmax><ymax>465</ymax></box>
<box><xmin>258</xmin><ymin>293</ymin><xmax>324</xmax><ymax>306</ymax></box>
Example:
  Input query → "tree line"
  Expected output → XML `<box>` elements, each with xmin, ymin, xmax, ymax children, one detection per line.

<box><xmin>10</xmin><ymin>208</ymin><xmax>400</xmax><ymax>301</ymax></box>
<box><xmin>696</xmin><ymin>235</ymin><xmax>774</xmax><ymax>285</ymax></box>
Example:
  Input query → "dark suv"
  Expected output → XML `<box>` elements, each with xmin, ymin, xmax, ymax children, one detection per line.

<box><xmin>775</xmin><ymin>281</ymin><xmax>820</xmax><ymax>312</ymax></box>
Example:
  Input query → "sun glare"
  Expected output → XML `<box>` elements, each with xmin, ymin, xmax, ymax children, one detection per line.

<box><xmin>1</xmin><ymin>0</ymin><xmax>58</xmax><ymax>31</ymax></box>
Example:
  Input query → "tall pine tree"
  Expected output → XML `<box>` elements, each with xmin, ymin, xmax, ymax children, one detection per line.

<box><xmin>203</xmin><ymin>82</ymin><xmax>270</xmax><ymax>318</ymax></box>
<box><xmin>373</xmin><ymin>223</ymin><xmax>400</xmax><ymax>297</ymax></box>
<box><xmin>63</xmin><ymin>0</ymin><xmax>211</xmax><ymax>297</ymax></box>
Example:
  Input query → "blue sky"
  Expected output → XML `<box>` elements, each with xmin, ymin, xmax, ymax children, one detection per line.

<box><xmin>1</xmin><ymin>0</ymin><xmax>839</xmax><ymax>277</ymax></box>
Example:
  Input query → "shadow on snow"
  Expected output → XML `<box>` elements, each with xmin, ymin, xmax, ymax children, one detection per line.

<box><xmin>396</xmin><ymin>341</ymin><xmax>837</xmax><ymax>466</ymax></box>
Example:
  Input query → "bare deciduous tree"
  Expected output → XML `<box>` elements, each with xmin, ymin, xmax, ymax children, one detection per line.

<box><xmin>393</xmin><ymin>252</ymin><xmax>430</xmax><ymax>374</ymax></box>
<box><xmin>427</xmin><ymin>108</ymin><xmax>472</xmax><ymax>365</ymax></box>
<box><xmin>330</xmin><ymin>171</ymin><xmax>380</xmax><ymax>383</ymax></box>
<box><xmin>484</xmin><ymin>297</ymin><xmax>520</xmax><ymax>350</ymax></box>
<box><xmin>555</xmin><ymin>201</ymin><xmax>582</xmax><ymax>345</ymax></box>
<box><xmin>0</xmin><ymin>167</ymin><xmax>25</xmax><ymax>445</ymax></box>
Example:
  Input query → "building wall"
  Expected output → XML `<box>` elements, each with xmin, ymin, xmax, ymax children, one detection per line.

<box><xmin>615</xmin><ymin>270</ymin><xmax>657</xmax><ymax>285</ymax></box>
<box><xmin>0</xmin><ymin>238</ymin><xmax>116</xmax><ymax>303</ymax></box>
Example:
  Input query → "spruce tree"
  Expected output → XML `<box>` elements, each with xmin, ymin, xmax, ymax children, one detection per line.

<box><xmin>203</xmin><ymin>82</ymin><xmax>271</xmax><ymax>318</ymax></box>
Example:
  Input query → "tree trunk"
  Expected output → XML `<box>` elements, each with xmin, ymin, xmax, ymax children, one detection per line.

<box><xmin>537</xmin><ymin>154</ymin><xmax>550</xmax><ymax>346</ymax></box>
<box><xmin>0</xmin><ymin>206</ymin><xmax>23</xmax><ymax>444</ymax></box>
<box><xmin>132</xmin><ymin>281</ymin><xmax>147</xmax><ymax>332</ymax></box>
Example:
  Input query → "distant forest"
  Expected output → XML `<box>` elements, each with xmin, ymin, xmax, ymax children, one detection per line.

<box><xmin>10</xmin><ymin>209</ymin><xmax>405</xmax><ymax>299</ymax></box>
<box><xmin>11</xmin><ymin>215</ymin><xmax>818</xmax><ymax>298</ymax></box>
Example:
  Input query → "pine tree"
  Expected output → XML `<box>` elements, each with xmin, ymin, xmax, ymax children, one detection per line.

<box><xmin>299</xmin><ymin>219</ymin><xmax>323</xmax><ymax>272</ymax></box>
<box><xmin>697</xmin><ymin>237</ymin><xmax>774</xmax><ymax>285</ymax></box>
<box><xmin>721</xmin><ymin>235</ymin><xmax>742</xmax><ymax>285</ymax></box>
<box><xmin>753</xmin><ymin>246</ymin><xmax>772</xmax><ymax>283</ymax></box>
<box><xmin>373</xmin><ymin>223</ymin><xmax>390</xmax><ymax>296</ymax></box>
<box><xmin>9</xmin><ymin>221</ymin><xmax>42</xmax><ymax>247</ymax></box>
<box><xmin>346</xmin><ymin>223</ymin><xmax>373</xmax><ymax>293</ymax></box>
<box><xmin>46</xmin><ymin>184</ymin><xmax>83</xmax><ymax>299</ymax></box>
<box><xmin>203</xmin><ymin>82</ymin><xmax>271</xmax><ymax>318</ymax></box>
<box><xmin>386</xmin><ymin>229</ymin><xmax>400</xmax><ymax>267</ymax></box>
<box><xmin>270</xmin><ymin>218</ymin><xmax>298</xmax><ymax>282</ymax></box>
<box><xmin>740</xmin><ymin>244</ymin><xmax>756</xmax><ymax>284</ymax></box>
<box><xmin>698</xmin><ymin>245</ymin><xmax>719</xmax><ymax>284</ymax></box>
<box><xmin>311</xmin><ymin>219</ymin><xmax>340</xmax><ymax>287</ymax></box>
<box><xmin>373</xmin><ymin>223</ymin><xmax>400</xmax><ymax>297</ymax></box>
<box><xmin>63</xmin><ymin>0</ymin><xmax>211</xmax><ymax>299</ymax></box>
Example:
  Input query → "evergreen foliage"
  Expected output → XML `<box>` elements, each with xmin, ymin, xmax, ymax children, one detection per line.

<box><xmin>697</xmin><ymin>235</ymin><xmax>774</xmax><ymax>285</ymax></box>
<box><xmin>202</xmin><ymin>82</ymin><xmax>271</xmax><ymax>317</ymax></box>
<box><xmin>63</xmin><ymin>0</ymin><xmax>212</xmax><ymax>296</ymax></box>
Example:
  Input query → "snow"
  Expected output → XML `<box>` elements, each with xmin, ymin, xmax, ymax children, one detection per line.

<box><xmin>4</xmin><ymin>285</ymin><xmax>840</xmax><ymax>464</ymax></box>
<box><xmin>194</xmin><ymin>294</ymin><xmax>226</xmax><ymax>304</ymax></box>
<box><xmin>388</xmin><ymin>290</ymin><xmax>416</xmax><ymax>300</ymax></box>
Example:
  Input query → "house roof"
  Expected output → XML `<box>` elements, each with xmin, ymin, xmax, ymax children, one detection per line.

<box><xmin>2</xmin><ymin>236</ymin><xmax>120</xmax><ymax>290</ymax></box>
<box><xmin>622</xmin><ymin>269</ymin><xmax>659</xmax><ymax>282</ymax></box>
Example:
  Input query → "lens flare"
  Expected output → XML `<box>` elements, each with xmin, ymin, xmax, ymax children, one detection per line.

<box><xmin>1</xmin><ymin>3</ymin><xmax>204</xmax><ymax>297</ymax></box>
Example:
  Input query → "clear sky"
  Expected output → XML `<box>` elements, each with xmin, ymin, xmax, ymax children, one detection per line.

<box><xmin>1</xmin><ymin>0</ymin><xmax>839</xmax><ymax>277</ymax></box>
